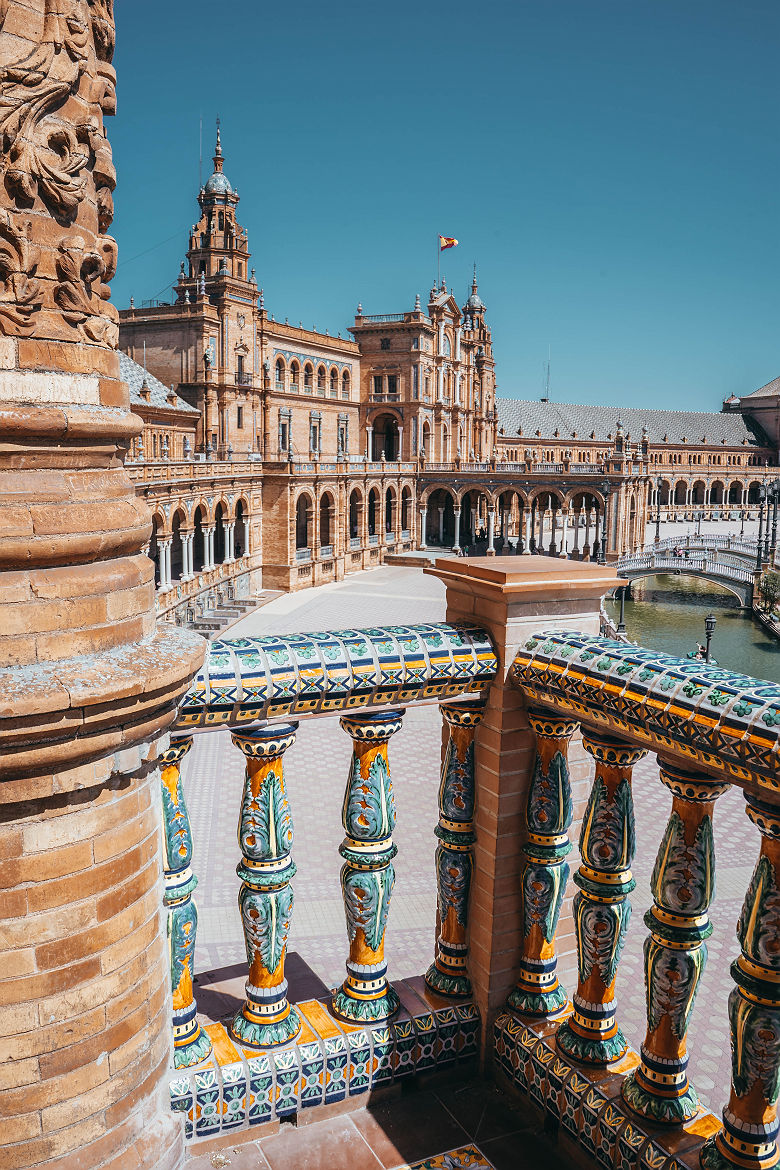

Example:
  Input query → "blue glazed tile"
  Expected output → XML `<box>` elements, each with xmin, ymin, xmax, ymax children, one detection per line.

<box><xmin>323</xmin><ymin>1034</ymin><xmax>348</xmax><ymax>1103</ymax></box>
<box><xmin>219</xmin><ymin>1061</ymin><xmax>247</xmax><ymax>1130</ymax></box>
<box><xmin>194</xmin><ymin>1065</ymin><xmax>221</xmax><ymax>1137</ymax></box>
<box><xmin>246</xmin><ymin>1052</ymin><xmax>273</xmax><ymax>1125</ymax></box>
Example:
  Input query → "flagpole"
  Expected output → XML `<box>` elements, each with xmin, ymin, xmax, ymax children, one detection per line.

<box><xmin>436</xmin><ymin>235</ymin><xmax>440</xmax><ymax>290</ymax></box>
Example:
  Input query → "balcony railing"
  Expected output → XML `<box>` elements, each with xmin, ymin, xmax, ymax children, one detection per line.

<box><xmin>295</xmin><ymin>546</ymin><xmax>312</xmax><ymax>562</ymax></box>
<box><xmin>162</xmin><ymin>584</ymin><xmax>780</xmax><ymax>1165</ymax></box>
<box><xmin>319</xmin><ymin>544</ymin><xmax>333</xmax><ymax>558</ymax></box>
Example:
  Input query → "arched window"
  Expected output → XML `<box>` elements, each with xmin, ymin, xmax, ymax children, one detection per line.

<box><xmin>349</xmin><ymin>489</ymin><xmax>361</xmax><ymax>539</ymax></box>
<box><xmin>218</xmin><ymin>211</ymin><xmax>224</xmax><ymax>231</ymax></box>
<box><xmin>319</xmin><ymin>494</ymin><xmax>333</xmax><ymax>549</ymax></box>
<box><xmin>290</xmin><ymin>361</ymin><xmax>300</xmax><ymax>391</ymax></box>
<box><xmin>304</xmin><ymin>364</ymin><xmax>313</xmax><ymax>389</ymax></box>
<box><xmin>342</xmin><ymin>371</ymin><xmax>350</xmax><ymax>400</ymax></box>
<box><xmin>330</xmin><ymin>368</ymin><xmax>338</xmax><ymax>397</ymax></box>
<box><xmin>368</xmin><ymin>488</ymin><xmax>379</xmax><ymax>536</ymax></box>
<box><xmin>275</xmin><ymin>359</ymin><xmax>285</xmax><ymax>389</ymax></box>
<box><xmin>317</xmin><ymin>365</ymin><xmax>326</xmax><ymax>391</ymax></box>
<box><xmin>296</xmin><ymin>495</ymin><xmax>312</xmax><ymax>549</ymax></box>
<box><xmin>385</xmin><ymin>488</ymin><xmax>395</xmax><ymax>533</ymax></box>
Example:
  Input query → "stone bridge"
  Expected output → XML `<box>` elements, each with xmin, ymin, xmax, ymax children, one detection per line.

<box><xmin>616</xmin><ymin>543</ymin><xmax>757</xmax><ymax>606</ymax></box>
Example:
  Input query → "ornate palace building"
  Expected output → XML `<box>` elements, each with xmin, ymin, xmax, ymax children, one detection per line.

<box><xmin>120</xmin><ymin>128</ymin><xmax>780</xmax><ymax>628</ymax></box>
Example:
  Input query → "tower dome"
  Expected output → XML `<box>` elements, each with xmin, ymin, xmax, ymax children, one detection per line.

<box><xmin>465</xmin><ymin>264</ymin><xmax>485</xmax><ymax>312</ymax></box>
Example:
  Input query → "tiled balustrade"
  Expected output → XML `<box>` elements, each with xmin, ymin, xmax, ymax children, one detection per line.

<box><xmin>495</xmin><ymin>626</ymin><xmax>780</xmax><ymax>1170</ymax></box>
<box><xmin>161</xmin><ymin>623</ymin><xmax>497</xmax><ymax>1137</ymax></box>
<box><xmin>159</xmin><ymin>556</ymin><xmax>780</xmax><ymax>1170</ymax></box>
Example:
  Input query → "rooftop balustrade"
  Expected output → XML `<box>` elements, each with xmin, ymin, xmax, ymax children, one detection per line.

<box><xmin>161</xmin><ymin>557</ymin><xmax>780</xmax><ymax>1170</ymax></box>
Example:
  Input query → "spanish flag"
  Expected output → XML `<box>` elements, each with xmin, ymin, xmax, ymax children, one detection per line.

<box><xmin>439</xmin><ymin>235</ymin><xmax>458</xmax><ymax>250</ymax></box>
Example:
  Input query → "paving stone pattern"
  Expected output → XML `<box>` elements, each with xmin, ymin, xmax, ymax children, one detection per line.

<box><xmin>185</xmin><ymin>565</ymin><xmax>754</xmax><ymax>1115</ymax></box>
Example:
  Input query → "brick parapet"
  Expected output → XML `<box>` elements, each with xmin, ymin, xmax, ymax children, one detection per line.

<box><xmin>426</xmin><ymin>555</ymin><xmax>619</xmax><ymax>1058</ymax></box>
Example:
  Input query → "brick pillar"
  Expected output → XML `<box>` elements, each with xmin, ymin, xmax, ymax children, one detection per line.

<box><xmin>0</xmin><ymin>7</ymin><xmax>203</xmax><ymax>1169</ymax></box>
<box><xmin>426</xmin><ymin>555</ymin><xmax>619</xmax><ymax>1057</ymax></box>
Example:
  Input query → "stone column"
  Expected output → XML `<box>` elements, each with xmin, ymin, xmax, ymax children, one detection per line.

<box><xmin>622</xmin><ymin>761</ymin><xmax>729</xmax><ymax>1124</ymax></box>
<box><xmin>159</xmin><ymin>737</ymin><xmax>212</xmax><ymax>1069</ymax></box>
<box><xmin>427</xmin><ymin>558</ymin><xmax>621</xmax><ymax>1051</ymax></box>
<box><xmin>559</xmin><ymin>508</ymin><xmax>569</xmax><ymax>557</ymax></box>
<box><xmin>557</xmin><ymin>732</ymin><xmax>648</xmax><ymax>1064</ymax></box>
<box><xmin>584</xmin><ymin>506</ymin><xmax>592</xmax><ymax>559</ymax></box>
<box><xmin>204</xmin><ymin>525</ymin><xmax>215</xmax><ymax>570</ymax></box>
<box><xmin>438</xmin><ymin>506</ymin><xmax>445</xmax><ymax>543</ymax></box>
<box><xmin>229</xmin><ymin>725</ymin><xmax>302</xmax><ymax>1048</ymax></box>
<box><xmin>487</xmin><ymin>507</ymin><xmax>496</xmax><ymax>556</ymax></box>
<box><xmin>419</xmin><ymin>507</ymin><xmax>427</xmax><ymax>549</ymax></box>
<box><xmin>332</xmin><ymin>711</ymin><xmax>403</xmax><ymax>1025</ymax></box>
<box><xmin>366</xmin><ymin>424</ymin><xmax>373</xmax><ymax>459</ymax></box>
<box><xmin>572</xmin><ymin>507</ymin><xmax>581</xmax><ymax>557</ymax></box>
<box><xmin>508</xmin><ymin>711</ymin><xmax>579</xmax><ymax>1016</ymax></box>
<box><xmin>397</xmin><ymin>425</ymin><xmax>403</xmax><ymax>459</ymax></box>
<box><xmin>426</xmin><ymin>700</ymin><xmax>484</xmax><ymax>996</ymax></box>
<box><xmin>452</xmin><ymin>506</ymin><xmax>461</xmax><ymax>552</ymax></box>
<box><xmin>701</xmin><ymin>794</ymin><xmax>780</xmax><ymax>1170</ymax></box>
<box><xmin>0</xmin><ymin>8</ymin><xmax>204</xmax><ymax>1168</ymax></box>
<box><xmin>524</xmin><ymin>506</ymin><xmax>532</xmax><ymax>554</ymax></box>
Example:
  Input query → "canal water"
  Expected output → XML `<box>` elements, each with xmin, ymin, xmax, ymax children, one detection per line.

<box><xmin>607</xmin><ymin>574</ymin><xmax>780</xmax><ymax>684</ymax></box>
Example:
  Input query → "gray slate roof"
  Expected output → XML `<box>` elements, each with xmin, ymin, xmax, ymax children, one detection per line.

<box><xmin>120</xmin><ymin>351</ymin><xmax>199</xmax><ymax>415</ymax></box>
<box><xmin>496</xmin><ymin>398</ymin><xmax>768</xmax><ymax>448</ymax></box>
<box><xmin>742</xmin><ymin>375</ymin><xmax>780</xmax><ymax>400</ymax></box>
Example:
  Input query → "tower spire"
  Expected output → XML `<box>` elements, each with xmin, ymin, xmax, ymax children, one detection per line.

<box><xmin>213</xmin><ymin>117</ymin><xmax>223</xmax><ymax>173</ymax></box>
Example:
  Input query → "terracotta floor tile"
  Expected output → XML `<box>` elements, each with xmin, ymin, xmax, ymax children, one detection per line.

<box><xmin>259</xmin><ymin>1116</ymin><xmax>383</xmax><ymax>1170</ymax></box>
<box><xmin>351</xmin><ymin>1089</ymin><xmax>470</xmax><ymax>1168</ymax></box>
<box><xmin>433</xmin><ymin>1080</ymin><xmax>533</xmax><ymax>1143</ymax></box>
<box><xmin>186</xmin><ymin>1142</ymin><xmax>272</xmax><ymax>1167</ymax></box>
<box><xmin>478</xmin><ymin>1128</ymin><xmax>554</xmax><ymax>1170</ymax></box>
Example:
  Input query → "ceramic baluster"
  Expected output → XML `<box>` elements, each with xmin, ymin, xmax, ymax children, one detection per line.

<box><xmin>229</xmin><ymin>724</ymin><xmax>301</xmax><ymax>1048</ymax></box>
<box><xmin>508</xmin><ymin>711</ymin><xmax>579</xmax><ymax>1017</ymax></box>
<box><xmin>159</xmin><ymin>736</ymin><xmax>213</xmax><ymax>1069</ymax></box>
<box><xmin>557</xmin><ymin>732</ymin><xmax>647</xmax><ymax>1063</ymax></box>
<box><xmin>425</xmin><ymin>699</ymin><xmax>485</xmax><ymax>997</ymax></box>
<box><xmin>623</xmin><ymin>761</ymin><xmax>729</xmax><ymax>1123</ymax></box>
<box><xmin>701</xmin><ymin>794</ymin><xmax>780</xmax><ymax>1170</ymax></box>
<box><xmin>332</xmin><ymin>710</ymin><xmax>404</xmax><ymax>1024</ymax></box>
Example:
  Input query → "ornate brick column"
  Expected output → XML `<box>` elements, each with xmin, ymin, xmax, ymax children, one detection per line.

<box><xmin>0</xmin><ymin>7</ymin><xmax>203</xmax><ymax>1169</ymax></box>
<box><xmin>426</xmin><ymin>555</ymin><xmax>620</xmax><ymax>1053</ymax></box>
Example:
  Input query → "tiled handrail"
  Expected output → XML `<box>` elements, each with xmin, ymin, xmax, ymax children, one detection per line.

<box><xmin>506</xmin><ymin>629</ymin><xmax>780</xmax><ymax>1170</ymax></box>
<box><xmin>512</xmin><ymin>630</ymin><xmax>780</xmax><ymax>789</ymax></box>
<box><xmin>175</xmin><ymin>622</ymin><xmax>498</xmax><ymax>730</ymax></box>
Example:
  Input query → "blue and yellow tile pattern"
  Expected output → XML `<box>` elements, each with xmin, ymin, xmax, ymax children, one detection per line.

<box><xmin>513</xmin><ymin>631</ymin><xmax>780</xmax><ymax>789</ymax></box>
<box><xmin>175</xmin><ymin>623</ymin><xmax>498</xmax><ymax>729</ymax></box>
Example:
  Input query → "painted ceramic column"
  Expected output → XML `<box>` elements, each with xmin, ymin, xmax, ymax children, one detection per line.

<box><xmin>229</xmin><ymin>724</ymin><xmax>302</xmax><ymax>1048</ymax></box>
<box><xmin>452</xmin><ymin>506</ymin><xmax>461</xmax><ymax>552</ymax></box>
<box><xmin>425</xmin><ymin>700</ymin><xmax>485</xmax><ymax>997</ymax></box>
<box><xmin>557</xmin><ymin>732</ymin><xmax>647</xmax><ymax>1063</ymax></box>
<box><xmin>332</xmin><ymin>710</ymin><xmax>404</xmax><ymax>1024</ymax></box>
<box><xmin>701</xmin><ymin>793</ymin><xmax>780</xmax><ymax>1170</ymax></box>
<box><xmin>419</xmin><ymin>507</ymin><xmax>427</xmax><ymax>549</ymax></box>
<box><xmin>622</xmin><ymin>761</ymin><xmax>729</xmax><ymax>1124</ymax></box>
<box><xmin>508</xmin><ymin>711</ymin><xmax>579</xmax><ymax>1017</ymax></box>
<box><xmin>159</xmin><ymin>736</ymin><xmax>213</xmax><ymax>1069</ymax></box>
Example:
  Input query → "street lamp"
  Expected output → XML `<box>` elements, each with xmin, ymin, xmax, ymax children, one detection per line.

<box><xmin>599</xmin><ymin>480</ymin><xmax>611</xmax><ymax>564</ymax></box>
<box><xmin>765</xmin><ymin>485</ymin><xmax>773</xmax><ymax>563</ymax></box>
<box><xmin>740</xmin><ymin>507</ymin><xmax>745</xmax><ymax>537</ymax></box>
<box><xmin>617</xmin><ymin>584</ymin><xmax>627</xmax><ymax>634</ymax></box>
<box><xmin>756</xmin><ymin>487</ymin><xmax>766</xmax><ymax>572</ymax></box>
<box><xmin>696</xmin><ymin>510</ymin><xmax>702</xmax><ymax>537</ymax></box>
<box><xmin>771</xmin><ymin>478</ymin><xmax>780</xmax><ymax>563</ymax></box>
<box><xmin>704</xmin><ymin>612</ymin><xmax>716</xmax><ymax>664</ymax></box>
<box><xmin>654</xmin><ymin>477</ymin><xmax>662</xmax><ymax>545</ymax></box>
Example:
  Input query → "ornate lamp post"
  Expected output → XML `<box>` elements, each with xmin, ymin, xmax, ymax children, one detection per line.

<box><xmin>704</xmin><ymin>612</ymin><xmax>716</xmax><ymax>663</ymax></box>
<box><xmin>617</xmin><ymin>584</ymin><xmax>627</xmax><ymax>634</ymax></box>
<box><xmin>599</xmin><ymin>479</ymin><xmax>611</xmax><ymax>564</ymax></box>
<box><xmin>654</xmin><ymin>476</ymin><xmax>662</xmax><ymax>545</ymax></box>
<box><xmin>771</xmin><ymin>478</ymin><xmax>780</xmax><ymax>562</ymax></box>
<box><xmin>696</xmin><ymin>510</ymin><xmax>702</xmax><ymax>537</ymax></box>
<box><xmin>756</xmin><ymin>487</ymin><xmax>766</xmax><ymax>572</ymax></box>
<box><xmin>740</xmin><ymin>507</ymin><xmax>746</xmax><ymax>537</ymax></box>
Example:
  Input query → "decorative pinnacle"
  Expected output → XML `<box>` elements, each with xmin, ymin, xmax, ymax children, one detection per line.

<box><xmin>414</xmin><ymin>293</ymin><xmax>421</xmax><ymax>310</ymax></box>
<box><xmin>213</xmin><ymin>117</ymin><xmax>224</xmax><ymax>172</ymax></box>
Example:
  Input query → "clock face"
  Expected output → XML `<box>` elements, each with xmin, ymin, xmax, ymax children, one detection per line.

<box><xmin>237</xmin><ymin>313</ymin><xmax>246</xmax><ymax>329</ymax></box>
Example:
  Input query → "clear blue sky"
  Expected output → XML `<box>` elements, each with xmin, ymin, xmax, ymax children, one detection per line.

<box><xmin>112</xmin><ymin>1</ymin><xmax>779</xmax><ymax>409</ymax></box>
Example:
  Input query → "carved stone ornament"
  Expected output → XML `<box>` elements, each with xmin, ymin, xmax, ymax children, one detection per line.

<box><xmin>0</xmin><ymin>0</ymin><xmax>119</xmax><ymax>347</ymax></box>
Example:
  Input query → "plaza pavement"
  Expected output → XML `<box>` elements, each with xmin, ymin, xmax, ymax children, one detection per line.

<box><xmin>184</xmin><ymin>561</ymin><xmax>757</xmax><ymax>1113</ymax></box>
